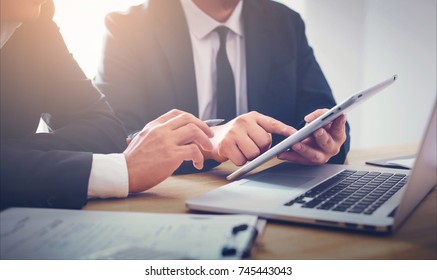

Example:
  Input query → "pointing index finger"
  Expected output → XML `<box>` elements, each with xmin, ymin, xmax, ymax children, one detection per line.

<box><xmin>256</xmin><ymin>114</ymin><xmax>296</xmax><ymax>137</ymax></box>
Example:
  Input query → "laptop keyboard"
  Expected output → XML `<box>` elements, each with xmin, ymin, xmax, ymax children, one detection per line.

<box><xmin>284</xmin><ymin>170</ymin><xmax>408</xmax><ymax>215</ymax></box>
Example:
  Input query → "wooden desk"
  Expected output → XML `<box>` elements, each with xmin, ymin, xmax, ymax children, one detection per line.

<box><xmin>84</xmin><ymin>144</ymin><xmax>436</xmax><ymax>259</ymax></box>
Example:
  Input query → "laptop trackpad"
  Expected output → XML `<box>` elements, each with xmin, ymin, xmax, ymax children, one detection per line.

<box><xmin>241</xmin><ymin>173</ymin><xmax>315</xmax><ymax>190</ymax></box>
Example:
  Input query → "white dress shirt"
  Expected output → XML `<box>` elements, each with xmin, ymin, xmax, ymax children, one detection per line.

<box><xmin>180</xmin><ymin>0</ymin><xmax>248</xmax><ymax>120</ymax></box>
<box><xmin>1</xmin><ymin>22</ymin><xmax>129</xmax><ymax>199</ymax></box>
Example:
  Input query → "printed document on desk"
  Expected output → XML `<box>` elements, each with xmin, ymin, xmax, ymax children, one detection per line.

<box><xmin>0</xmin><ymin>207</ymin><xmax>264</xmax><ymax>260</ymax></box>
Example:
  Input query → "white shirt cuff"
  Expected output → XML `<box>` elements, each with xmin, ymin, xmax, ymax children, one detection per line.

<box><xmin>88</xmin><ymin>153</ymin><xmax>129</xmax><ymax>198</ymax></box>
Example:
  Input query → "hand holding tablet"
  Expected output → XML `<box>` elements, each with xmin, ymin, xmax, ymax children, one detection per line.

<box><xmin>226</xmin><ymin>75</ymin><xmax>397</xmax><ymax>181</ymax></box>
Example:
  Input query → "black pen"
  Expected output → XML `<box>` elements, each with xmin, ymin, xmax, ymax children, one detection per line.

<box><xmin>128</xmin><ymin>118</ymin><xmax>225</xmax><ymax>140</ymax></box>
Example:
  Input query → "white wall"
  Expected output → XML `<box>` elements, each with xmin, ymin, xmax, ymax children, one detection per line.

<box><xmin>282</xmin><ymin>0</ymin><xmax>436</xmax><ymax>148</ymax></box>
<box><xmin>361</xmin><ymin>0</ymin><xmax>436</xmax><ymax>148</ymax></box>
<box><xmin>53</xmin><ymin>0</ymin><xmax>145</xmax><ymax>78</ymax></box>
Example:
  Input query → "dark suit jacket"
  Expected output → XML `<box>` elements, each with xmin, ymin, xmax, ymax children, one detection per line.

<box><xmin>95</xmin><ymin>0</ymin><xmax>350</xmax><ymax>164</ymax></box>
<box><xmin>0</xmin><ymin>1</ymin><xmax>127</xmax><ymax>210</ymax></box>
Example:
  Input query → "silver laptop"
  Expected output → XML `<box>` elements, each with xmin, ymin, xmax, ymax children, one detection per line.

<box><xmin>187</xmin><ymin>103</ymin><xmax>437</xmax><ymax>233</ymax></box>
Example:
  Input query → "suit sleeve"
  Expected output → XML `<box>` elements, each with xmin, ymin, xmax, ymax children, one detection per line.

<box><xmin>40</xmin><ymin>18</ymin><xmax>128</xmax><ymax>153</ymax></box>
<box><xmin>1</xmin><ymin>141</ymin><xmax>90</xmax><ymax>210</ymax></box>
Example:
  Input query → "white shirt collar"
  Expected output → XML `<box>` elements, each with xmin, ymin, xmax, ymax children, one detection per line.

<box><xmin>180</xmin><ymin>0</ymin><xmax>244</xmax><ymax>40</ymax></box>
<box><xmin>1</xmin><ymin>21</ymin><xmax>22</xmax><ymax>49</ymax></box>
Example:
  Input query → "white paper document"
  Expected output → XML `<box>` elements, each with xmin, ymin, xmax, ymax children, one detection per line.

<box><xmin>0</xmin><ymin>208</ymin><xmax>264</xmax><ymax>260</ymax></box>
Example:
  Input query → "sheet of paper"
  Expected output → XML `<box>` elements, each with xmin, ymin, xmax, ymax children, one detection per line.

<box><xmin>0</xmin><ymin>208</ymin><xmax>261</xmax><ymax>260</ymax></box>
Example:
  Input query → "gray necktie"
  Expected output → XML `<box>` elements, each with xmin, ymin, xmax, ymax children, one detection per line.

<box><xmin>215</xmin><ymin>26</ymin><xmax>236</xmax><ymax>122</ymax></box>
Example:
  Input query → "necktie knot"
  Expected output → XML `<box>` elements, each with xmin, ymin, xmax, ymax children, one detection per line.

<box><xmin>215</xmin><ymin>26</ymin><xmax>230</xmax><ymax>45</ymax></box>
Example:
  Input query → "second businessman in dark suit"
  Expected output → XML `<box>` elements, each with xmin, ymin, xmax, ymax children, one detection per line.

<box><xmin>1</xmin><ymin>0</ymin><xmax>214</xmax><ymax>210</ymax></box>
<box><xmin>95</xmin><ymin>0</ymin><xmax>350</xmax><ymax>168</ymax></box>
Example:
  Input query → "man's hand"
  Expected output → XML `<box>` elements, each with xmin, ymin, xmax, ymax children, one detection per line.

<box><xmin>277</xmin><ymin>109</ymin><xmax>347</xmax><ymax>165</ymax></box>
<box><xmin>204</xmin><ymin>111</ymin><xmax>295</xmax><ymax>166</ymax></box>
<box><xmin>123</xmin><ymin>109</ymin><xmax>214</xmax><ymax>193</ymax></box>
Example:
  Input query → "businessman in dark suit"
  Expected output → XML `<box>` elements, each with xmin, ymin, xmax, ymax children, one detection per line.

<box><xmin>0</xmin><ymin>0</ymin><xmax>214</xmax><ymax>210</ymax></box>
<box><xmin>95</xmin><ymin>0</ymin><xmax>350</xmax><ymax>169</ymax></box>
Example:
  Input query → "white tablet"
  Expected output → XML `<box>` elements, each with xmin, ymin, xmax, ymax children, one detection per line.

<box><xmin>226</xmin><ymin>74</ymin><xmax>397</xmax><ymax>181</ymax></box>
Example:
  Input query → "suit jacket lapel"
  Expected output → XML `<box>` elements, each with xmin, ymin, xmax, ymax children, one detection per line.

<box><xmin>151</xmin><ymin>0</ymin><xmax>199</xmax><ymax>116</ymax></box>
<box><xmin>243</xmin><ymin>1</ymin><xmax>273</xmax><ymax>113</ymax></box>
